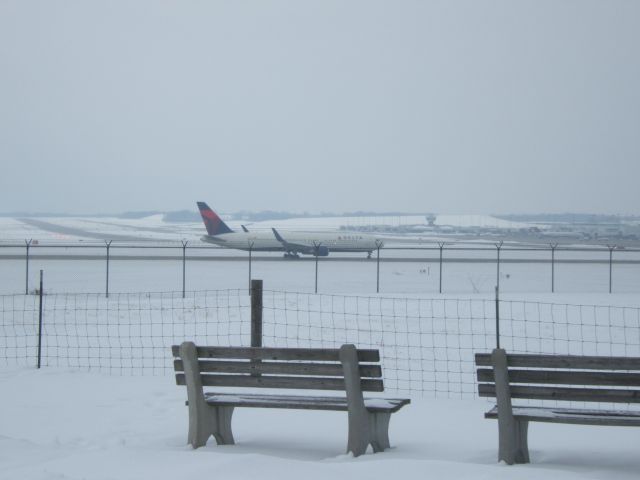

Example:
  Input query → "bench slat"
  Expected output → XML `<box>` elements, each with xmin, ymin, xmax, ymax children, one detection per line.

<box><xmin>477</xmin><ymin>368</ymin><xmax>640</xmax><ymax>387</ymax></box>
<box><xmin>201</xmin><ymin>392</ymin><xmax>410</xmax><ymax>413</ymax></box>
<box><xmin>176</xmin><ymin>373</ymin><xmax>384</xmax><ymax>392</ymax></box>
<box><xmin>172</xmin><ymin>345</ymin><xmax>380</xmax><ymax>362</ymax></box>
<box><xmin>174</xmin><ymin>359</ymin><xmax>382</xmax><ymax>378</ymax></box>
<box><xmin>475</xmin><ymin>353</ymin><xmax>640</xmax><ymax>370</ymax></box>
<box><xmin>484</xmin><ymin>405</ymin><xmax>640</xmax><ymax>426</ymax></box>
<box><xmin>478</xmin><ymin>383</ymin><xmax>640</xmax><ymax>403</ymax></box>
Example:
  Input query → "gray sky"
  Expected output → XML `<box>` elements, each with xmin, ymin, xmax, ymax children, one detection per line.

<box><xmin>1</xmin><ymin>1</ymin><xmax>639</xmax><ymax>215</ymax></box>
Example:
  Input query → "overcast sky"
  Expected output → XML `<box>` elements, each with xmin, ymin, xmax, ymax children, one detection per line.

<box><xmin>1</xmin><ymin>1</ymin><xmax>638</xmax><ymax>215</ymax></box>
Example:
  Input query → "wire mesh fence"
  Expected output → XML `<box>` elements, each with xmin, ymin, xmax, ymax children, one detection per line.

<box><xmin>1</xmin><ymin>290</ymin><xmax>251</xmax><ymax>374</ymax></box>
<box><xmin>262</xmin><ymin>291</ymin><xmax>640</xmax><ymax>397</ymax></box>
<box><xmin>2</xmin><ymin>287</ymin><xmax>640</xmax><ymax>399</ymax></box>
<box><xmin>262</xmin><ymin>291</ymin><xmax>496</xmax><ymax>397</ymax></box>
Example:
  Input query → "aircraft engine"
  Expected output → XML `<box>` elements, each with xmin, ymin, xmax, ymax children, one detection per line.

<box><xmin>314</xmin><ymin>246</ymin><xmax>330</xmax><ymax>256</ymax></box>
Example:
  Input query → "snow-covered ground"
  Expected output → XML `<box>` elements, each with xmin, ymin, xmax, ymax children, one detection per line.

<box><xmin>2</xmin><ymin>367</ymin><xmax>640</xmax><ymax>480</ymax></box>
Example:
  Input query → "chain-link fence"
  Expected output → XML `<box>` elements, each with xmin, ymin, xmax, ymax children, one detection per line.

<box><xmin>1</xmin><ymin>241</ymin><xmax>640</xmax><ymax>295</ymax></box>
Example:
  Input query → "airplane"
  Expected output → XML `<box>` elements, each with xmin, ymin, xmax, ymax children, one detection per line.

<box><xmin>197</xmin><ymin>202</ymin><xmax>382</xmax><ymax>258</ymax></box>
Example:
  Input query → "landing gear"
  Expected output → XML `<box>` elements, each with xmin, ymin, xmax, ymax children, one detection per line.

<box><xmin>367</xmin><ymin>251</ymin><xmax>373</xmax><ymax>259</ymax></box>
<box><xmin>283</xmin><ymin>252</ymin><xmax>300</xmax><ymax>259</ymax></box>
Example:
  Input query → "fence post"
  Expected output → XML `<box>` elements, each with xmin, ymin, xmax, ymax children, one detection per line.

<box><xmin>550</xmin><ymin>243</ymin><xmax>558</xmax><ymax>293</ymax></box>
<box><xmin>105</xmin><ymin>240</ymin><xmax>112</xmax><ymax>298</ymax></box>
<box><xmin>37</xmin><ymin>269</ymin><xmax>44</xmax><ymax>368</ymax></box>
<box><xmin>495</xmin><ymin>241</ymin><xmax>503</xmax><ymax>292</ymax></box>
<box><xmin>608</xmin><ymin>245</ymin><xmax>616</xmax><ymax>294</ymax></box>
<box><xmin>313</xmin><ymin>241</ymin><xmax>320</xmax><ymax>294</ymax></box>
<box><xmin>438</xmin><ymin>242</ymin><xmax>445</xmax><ymax>294</ymax></box>
<box><xmin>25</xmin><ymin>239</ymin><xmax>32</xmax><ymax>295</ymax></box>
<box><xmin>250</xmin><ymin>279</ymin><xmax>263</xmax><ymax>348</ymax></box>
<box><xmin>181</xmin><ymin>240</ymin><xmax>188</xmax><ymax>298</ymax></box>
<box><xmin>248</xmin><ymin>241</ymin><xmax>254</xmax><ymax>295</ymax></box>
<box><xmin>375</xmin><ymin>240</ymin><xmax>382</xmax><ymax>293</ymax></box>
<box><xmin>495</xmin><ymin>285</ymin><xmax>500</xmax><ymax>349</ymax></box>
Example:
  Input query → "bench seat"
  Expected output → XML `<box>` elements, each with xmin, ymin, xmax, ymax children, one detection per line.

<box><xmin>485</xmin><ymin>405</ymin><xmax>640</xmax><ymax>426</ymax></box>
<box><xmin>202</xmin><ymin>392</ymin><xmax>410</xmax><ymax>412</ymax></box>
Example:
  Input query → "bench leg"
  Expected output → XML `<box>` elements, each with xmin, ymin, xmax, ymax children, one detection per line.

<box><xmin>513</xmin><ymin>420</ymin><xmax>529</xmax><ymax>464</ymax></box>
<box><xmin>212</xmin><ymin>406</ymin><xmax>235</xmax><ymax>445</ymax></box>
<box><xmin>346</xmin><ymin>412</ymin><xmax>371</xmax><ymax>457</ymax></box>
<box><xmin>188</xmin><ymin>406</ymin><xmax>215</xmax><ymax>448</ymax></box>
<box><xmin>498</xmin><ymin>419</ymin><xmax>530</xmax><ymax>465</ymax></box>
<box><xmin>369</xmin><ymin>413</ymin><xmax>391</xmax><ymax>453</ymax></box>
<box><xmin>188</xmin><ymin>405</ymin><xmax>235</xmax><ymax>448</ymax></box>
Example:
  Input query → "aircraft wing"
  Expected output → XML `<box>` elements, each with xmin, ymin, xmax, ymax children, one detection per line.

<box><xmin>271</xmin><ymin>228</ymin><xmax>328</xmax><ymax>256</ymax></box>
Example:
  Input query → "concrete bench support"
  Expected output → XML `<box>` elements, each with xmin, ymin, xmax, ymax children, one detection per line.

<box><xmin>369</xmin><ymin>412</ymin><xmax>391</xmax><ymax>453</ymax></box>
<box><xmin>340</xmin><ymin>344</ymin><xmax>393</xmax><ymax>456</ymax></box>
<box><xmin>180</xmin><ymin>342</ymin><xmax>235</xmax><ymax>447</ymax></box>
<box><xmin>492</xmin><ymin>348</ymin><xmax>530</xmax><ymax>464</ymax></box>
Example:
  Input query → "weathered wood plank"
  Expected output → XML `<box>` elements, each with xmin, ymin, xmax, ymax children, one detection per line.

<box><xmin>478</xmin><ymin>383</ymin><xmax>640</xmax><ymax>403</ymax></box>
<box><xmin>475</xmin><ymin>353</ymin><xmax>640</xmax><ymax>370</ymax></box>
<box><xmin>172</xmin><ymin>345</ymin><xmax>380</xmax><ymax>362</ymax></box>
<box><xmin>484</xmin><ymin>405</ymin><xmax>640</xmax><ymax>426</ymax></box>
<box><xmin>174</xmin><ymin>359</ymin><xmax>382</xmax><ymax>378</ymax></box>
<box><xmin>175</xmin><ymin>373</ymin><xmax>384</xmax><ymax>392</ymax></box>
<box><xmin>477</xmin><ymin>368</ymin><xmax>640</xmax><ymax>387</ymax></box>
<box><xmin>199</xmin><ymin>392</ymin><xmax>410</xmax><ymax>413</ymax></box>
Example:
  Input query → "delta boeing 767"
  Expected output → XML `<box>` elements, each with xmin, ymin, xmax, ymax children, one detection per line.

<box><xmin>197</xmin><ymin>202</ymin><xmax>382</xmax><ymax>258</ymax></box>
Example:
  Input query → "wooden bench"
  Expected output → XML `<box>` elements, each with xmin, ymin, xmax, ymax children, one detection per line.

<box><xmin>172</xmin><ymin>342</ymin><xmax>410</xmax><ymax>456</ymax></box>
<box><xmin>476</xmin><ymin>348</ymin><xmax>640</xmax><ymax>464</ymax></box>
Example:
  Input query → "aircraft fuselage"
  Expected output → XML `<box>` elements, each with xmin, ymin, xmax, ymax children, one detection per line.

<box><xmin>201</xmin><ymin>231</ymin><xmax>379</xmax><ymax>254</ymax></box>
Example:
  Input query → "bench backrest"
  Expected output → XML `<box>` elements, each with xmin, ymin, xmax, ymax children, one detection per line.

<box><xmin>476</xmin><ymin>350</ymin><xmax>640</xmax><ymax>403</ymax></box>
<box><xmin>172</xmin><ymin>344</ymin><xmax>384</xmax><ymax>392</ymax></box>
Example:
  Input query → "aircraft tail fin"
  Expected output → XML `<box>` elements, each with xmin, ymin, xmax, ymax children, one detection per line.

<box><xmin>197</xmin><ymin>202</ymin><xmax>234</xmax><ymax>236</ymax></box>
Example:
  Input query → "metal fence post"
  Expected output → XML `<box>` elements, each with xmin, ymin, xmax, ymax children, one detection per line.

<box><xmin>438</xmin><ymin>242</ymin><xmax>445</xmax><ymax>294</ymax></box>
<box><xmin>550</xmin><ymin>243</ymin><xmax>558</xmax><ymax>293</ymax></box>
<box><xmin>608</xmin><ymin>245</ymin><xmax>616</xmax><ymax>294</ymax></box>
<box><xmin>181</xmin><ymin>240</ymin><xmax>188</xmax><ymax>298</ymax></box>
<box><xmin>375</xmin><ymin>240</ymin><xmax>382</xmax><ymax>293</ymax></box>
<box><xmin>495</xmin><ymin>241</ymin><xmax>503</xmax><ymax>292</ymax></box>
<box><xmin>105</xmin><ymin>240</ymin><xmax>112</xmax><ymax>298</ymax></box>
<box><xmin>37</xmin><ymin>269</ymin><xmax>44</xmax><ymax>368</ymax></box>
<box><xmin>25</xmin><ymin>239</ymin><xmax>32</xmax><ymax>295</ymax></box>
<box><xmin>495</xmin><ymin>285</ymin><xmax>500</xmax><ymax>349</ymax></box>
<box><xmin>313</xmin><ymin>241</ymin><xmax>320</xmax><ymax>294</ymax></box>
<box><xmin>248</xmin><ymin>241</ymin><xmax>254</xmax><ymax>295</ymax></box>
<box><xmin>250</xmin><ymin>279</ymin><xmax>263</xmax><ymax>348</ymax></box>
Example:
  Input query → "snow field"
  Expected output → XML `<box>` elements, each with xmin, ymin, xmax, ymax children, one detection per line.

<box><xmin>2</xmin><ymin>367</ymin><xmax>640</xmax><ymax>480</ymax></box>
